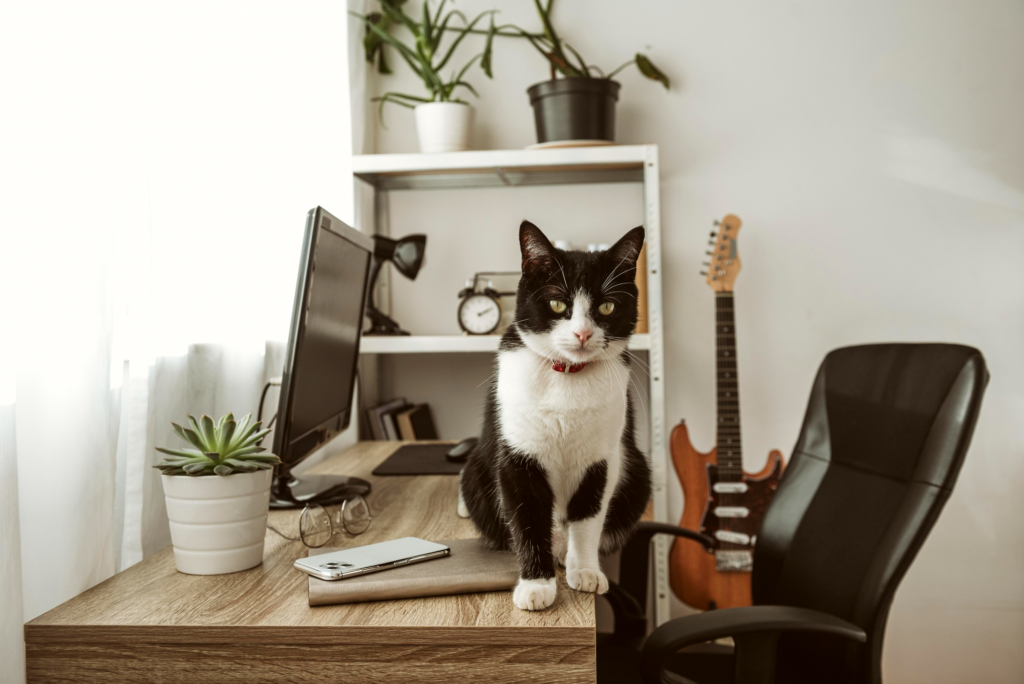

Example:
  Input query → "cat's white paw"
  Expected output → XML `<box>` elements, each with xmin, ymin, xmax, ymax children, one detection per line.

<box><xmin>456</xmin><ymin>492</ymin><xmax>469</xmax><ymax>518</ymax></box>
<box><xmin>512</xmin><ymin>577</ymin><xmax>557</xmax><ymax>611</ymax></box>
<box><xmin>567</xmin><ymin>567</ymin><xmax>609</xmax><ymax>594</ymax></box>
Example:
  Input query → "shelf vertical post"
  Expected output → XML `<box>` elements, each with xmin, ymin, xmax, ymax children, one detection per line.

<box><xmin>643</xmin><ymin>145</ymin><xmax>670</xmax><ymax>627</ymax></box>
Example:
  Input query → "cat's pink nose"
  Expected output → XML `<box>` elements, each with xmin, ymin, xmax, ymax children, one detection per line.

<box><xmin>574</xmin><ymin>329</ymin><xmax>593</xmax><ymax>345</ymax></box>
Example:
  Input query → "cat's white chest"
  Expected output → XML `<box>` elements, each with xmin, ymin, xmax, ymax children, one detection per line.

<box><xmin>496</xmin><ymin>347</ymin><xmax>629</xmax><ymax>475</ymax></box>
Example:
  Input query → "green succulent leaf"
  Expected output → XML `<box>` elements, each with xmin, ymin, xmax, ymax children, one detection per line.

<box><xmin>234</xmin><ymin>429</ymin><xmax>272</xmax><ymax>451</ymax></box>
<box><xmin>246</xmin><ymin>455</ymin><xmax>283</xmax><ymax>464</ymax></box>
<box><xmin>213</xmin><ymin>464</ymin><xmax>233</xmax><ymax>476</ymax></box>
<box><xmin>182</xmin><ymin>428</ymin><xmax>207</xmax><ymax>451</ymax></box>
<box><xmin>183</xmin><ymin>461</ymin><xmax>211</xmax><ymax>474</ymax></box>
<box><xmin>199</xmin><ymin>415</ymin><xmax>217</xmax><ymax>448</ymax></box>
<box><xmin>220</xmin><ymin>420</ymin><xmax>236</xmax><ymax>455</ymax></box>
<box><xmin>226</xmin><ymin>446</ymin><xmax>267</xmax><ymax>458</ymax></box>
<box><xmin>222</xmin><ymin>458</ymin><xmax>259</xmax><ymax>472</ymax></box>
<box><xmin>156</xmin><ymin>447</ymin><xmax>211</xmax><ymax>460</ymax></box>
<box><xmin>235</xmin><ymin>412</ymin><xmax>252</xmax><ymax>437</ymax></box>
<box><xmin>171</xmin><ymin>422</ymin><xmax>189</xmax><ymax>442</ymax></box>
<box><xmin>635</xmin><ymin>53</ymin><xmax>670</xmax><ymax>89</ymax></box>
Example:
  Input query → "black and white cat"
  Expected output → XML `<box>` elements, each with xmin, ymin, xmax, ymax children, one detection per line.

<box><xmin>459</xmin><ymin>221</ymin><xmax>652</xmax><ymax>611</ymax></box>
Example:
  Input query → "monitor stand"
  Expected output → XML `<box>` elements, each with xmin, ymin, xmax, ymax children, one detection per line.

<box><xmin>269</xmin><ymin>473</ymin><xmax>371</xmax><ymax>509</ymax></box>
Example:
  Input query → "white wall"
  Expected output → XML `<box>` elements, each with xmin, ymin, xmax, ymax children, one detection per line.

<box><xmin>365</xmin><ymin>1</ymin><xmax>1024</xmax><ymax>681</ymax></box>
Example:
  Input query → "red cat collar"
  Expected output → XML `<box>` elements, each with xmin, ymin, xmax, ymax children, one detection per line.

<box><xmin>552</xmin><ymin>361</ymin><xmax>588</xmax><ymax>373</ymax></box>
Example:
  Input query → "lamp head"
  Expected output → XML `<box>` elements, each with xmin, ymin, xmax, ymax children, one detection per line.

<box><xmin>373</xmin><ymin>234</ymin><xmax>426</xmax><ymax>280</ymax></box>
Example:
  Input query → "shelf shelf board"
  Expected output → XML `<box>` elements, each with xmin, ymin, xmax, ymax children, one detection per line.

<box><xmin>353</xmin><ymin>145</ymin><xmax>653</xmax><ymax>191</ymax></box>
<box><xmin>360</xmin><ymin>333</ymin><xmax>651</xmax><ymax>354</ymax></box>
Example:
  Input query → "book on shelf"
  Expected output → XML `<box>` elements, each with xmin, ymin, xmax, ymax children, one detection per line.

<box><xmin>635</xmin><ymin>243</ymin><xmax>649</xmax><ymax>334</ymax></box>
<box><xmin>366</xmin><ymin>399</ymin><xmax>438</xmax><ymax>441</ymax></box>
<box><xmin>366</xmin><ymin>397</ymin><xmax>407</xmax><ymax>441</ymax></box>
<box><xmin>395</xmin><ymin>404</ymin><xmax>438</xmax><ymax>440</ymax></box>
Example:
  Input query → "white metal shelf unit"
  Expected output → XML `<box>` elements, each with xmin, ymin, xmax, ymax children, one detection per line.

<box><xmin>352</xmin><ymin>145</ymin><xmax>671</xmax><ymax>626</ymax></box>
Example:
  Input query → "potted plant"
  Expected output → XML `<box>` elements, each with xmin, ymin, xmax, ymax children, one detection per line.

<box><xmin>356</xmin><ymin>0</ymin><xmax>497</xmax><ymax>153</ymax></box>
<box><xmin>510</xmin><ymin>0</ymin><xmax>671</xmax><ymax>145</ymax></box>
<box><xmin>154</xmin><ymin>412</ymin><xmax>280</xmax><ymax>575</ymax></box>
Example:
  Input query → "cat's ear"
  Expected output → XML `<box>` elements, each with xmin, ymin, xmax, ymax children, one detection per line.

<box><xmin>606</xmin><ymin>226</ymin><xmax>645</xmax><ymax>268</ymax></box>
<box><xmin>520</xmin><ymin>220</ymin><xmax>557</xmax><ymax>277</ymax></box>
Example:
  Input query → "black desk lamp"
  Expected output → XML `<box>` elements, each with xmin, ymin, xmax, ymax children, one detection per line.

<box><xmin>365</xmin><ymin>234</ymin><xmax>426</xmax><ymax>336</ymax></box>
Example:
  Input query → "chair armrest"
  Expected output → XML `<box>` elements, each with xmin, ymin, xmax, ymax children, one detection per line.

<box><xmin>619</xmin><ymin>523</ymin><xmax>714</xmax><ymax>616</ymax></box>
<box><xmin>640</xmin><ymin>606</ymin><xmax>866</xmax><ymax>684</ymax></box>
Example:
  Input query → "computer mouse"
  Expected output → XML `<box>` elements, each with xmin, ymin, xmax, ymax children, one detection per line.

<box><xmin>446</xmin><ymin>437</ymin><xmax>478</xmax><ymax>463</ymax></box>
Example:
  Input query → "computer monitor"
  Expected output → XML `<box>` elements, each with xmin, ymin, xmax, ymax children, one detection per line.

<box><xmin>270</xmin><ymin>206</ymin><xmax>373</xmax><ymax>509</ymax></box>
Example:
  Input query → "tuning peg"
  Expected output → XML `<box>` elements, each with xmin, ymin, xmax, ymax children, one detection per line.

<box><xmin>705</xmin><ymin>250</ymin><xmax>713</xmax><ymax>256</ymax></box>
<box><xmin>709</xmin><ymin>230</ymin><xmax>717</xmax><ymax>237</ymax></box>
<box><xmin>699</xmin><ymin>271</ymin><xmax>708</xmax><ymax>277</ymax></box>
<box><xmin>702</xmin><ymin>261</ymin><xmax>710</xmax><ymax>266</ymax></box>
<box><xmin>713</xmin><ymin>219</ymin><xmax>721</xmax><ymax>226</ymax></box>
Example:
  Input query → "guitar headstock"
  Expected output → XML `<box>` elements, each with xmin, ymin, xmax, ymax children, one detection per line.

<box><xmin>702</xmin><ymin>214</ymin><xmax>743</xmax><ymax>292</ymax></box>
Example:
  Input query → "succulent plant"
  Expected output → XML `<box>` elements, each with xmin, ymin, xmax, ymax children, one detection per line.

<box><xmin>154</xmin><ymin>413</ymin><xmax>280</xmax><ymax>477</ymax></box>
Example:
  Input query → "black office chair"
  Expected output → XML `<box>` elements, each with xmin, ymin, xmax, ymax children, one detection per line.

<box><xmin>599</xmin><ymin>343</ymin><xmax>988</xmax><ymax>684</ymax></box>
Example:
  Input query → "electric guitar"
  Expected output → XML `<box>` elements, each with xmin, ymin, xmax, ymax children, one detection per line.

<box><xmin>669</xmin><ymin>214</ymin><xmax>785</xmax><ymax>610</ymax></box>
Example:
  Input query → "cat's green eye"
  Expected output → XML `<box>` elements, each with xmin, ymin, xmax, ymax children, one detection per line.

<box><xmin>549</xmin><ymin>300</ymin><xmax>567</xmax><ymax>314</ymax></box>
<box><xmin>599</xmin><ymin>302</ymin><xmax>615</xmax><ymax>315</ymax></box>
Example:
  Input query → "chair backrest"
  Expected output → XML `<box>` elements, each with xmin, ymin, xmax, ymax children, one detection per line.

<box><xmin>752</xmin><ymin>343</ymin><xmax>987</xmax><ymax>683</ymax></box>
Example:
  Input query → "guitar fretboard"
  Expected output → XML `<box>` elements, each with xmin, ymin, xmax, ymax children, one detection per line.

<box><xmin>716</xmin><ymin>292</ymin><xmax>742</xmax><ymax>480</ymax></box>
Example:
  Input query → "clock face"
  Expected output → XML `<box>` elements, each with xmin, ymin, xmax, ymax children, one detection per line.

<box><xmin>458</xmin><ymin>294</ymin><xmax>501</xmax><ymax>335</ymax></box>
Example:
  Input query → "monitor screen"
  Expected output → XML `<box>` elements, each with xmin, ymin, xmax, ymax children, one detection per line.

<box><xmin>273</xmin><ymin>207</ymin><xmax>373</xmax><ymax>472</ymax></box>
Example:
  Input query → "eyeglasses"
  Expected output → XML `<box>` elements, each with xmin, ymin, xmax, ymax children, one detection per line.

<box><xmin>266</xmin><ymin>495</ymin><xmax>372</xmax><ymax>548</ymax></box>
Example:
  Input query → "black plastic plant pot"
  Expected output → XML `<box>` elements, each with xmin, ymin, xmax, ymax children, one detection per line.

<box><xmin>527</xmin><ymin>78</ymin><xmax>621</xmax><ymax>144</ymax></box>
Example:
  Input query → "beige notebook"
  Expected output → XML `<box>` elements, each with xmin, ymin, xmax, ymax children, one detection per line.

<box><xmin>307</xmin><ymin>537</ymin><xmax>518</xmax><ymax>606</ymax></box>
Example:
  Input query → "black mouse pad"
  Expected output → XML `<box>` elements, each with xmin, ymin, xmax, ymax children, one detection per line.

<box><xmin>372</xmin><ymin>443</ymin><xmax>465</xmax><ymax>476</ymax></box>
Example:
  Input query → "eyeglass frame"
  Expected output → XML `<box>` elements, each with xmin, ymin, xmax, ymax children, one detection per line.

<box><xmin>266</xmin><ymin>495</ymin><xmax>372</xmax><ymax>548</ymax></box>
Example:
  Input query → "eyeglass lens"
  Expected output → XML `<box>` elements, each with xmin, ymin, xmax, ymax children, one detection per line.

<box><xmin>341</xmin><ymin>495</ymin><xmax>371</xmax><ymax>535</ymax></box>
<box><xmin>297</xmin><ymin>496</ymin><xmax>371</xmax><ymax>547</ymax></box>
<box><xmin>299</xmin><ymin>504</ymin><xmax>332</xmax><ymax>548</ymax></box>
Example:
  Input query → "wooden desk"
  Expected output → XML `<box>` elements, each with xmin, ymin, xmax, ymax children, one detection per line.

<box><xmin>26</xmin><ymin>442</ymin><xmax>595</xmax><ymax>683</ymax></box>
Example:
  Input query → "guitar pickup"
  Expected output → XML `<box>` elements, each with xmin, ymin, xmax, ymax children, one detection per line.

<box><xmin>715</xmin><ymin>550</ymin><xmax>753</xmax><ymax>572</ymax></box>
<box><xmin>715</xmin><ymin>530</ymin><xmax>751</xmax><ymax>545</ymax></box>
<box><xmin>713</xmin><ymin>506</ymin><xmax>750</xmax><ymax>518</ymax></box>
<box><xmin>713</xmin><ymin>482</ymin><xmax>749</xmax><ymax>494</ymax></box>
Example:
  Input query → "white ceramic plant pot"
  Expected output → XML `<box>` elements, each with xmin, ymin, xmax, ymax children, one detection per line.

<box><xmin>161</xmin><ymin>469</ymin><xmax>273</xmax><ymax>575</ymax></box>
<box><xmin>415</xmin><ymin>102</ymin><xmax>473</xmax><ymax>153</ymax></box>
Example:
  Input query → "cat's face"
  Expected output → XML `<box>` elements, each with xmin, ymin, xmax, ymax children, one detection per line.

<box><xmin>514</xmin><ymin>221</ymin><xmax>645</xmax><ymax>365</ymax></box>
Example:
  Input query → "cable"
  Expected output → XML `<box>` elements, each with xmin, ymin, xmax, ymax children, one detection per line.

<box><xmin>257</xmin><ymin>381</ymin><xmax>273</xmax><ymax>423</ymax></box>
<box><xmin>257</xmin><ymin>378</ymin><xmax>282</xmax><ymax>447</ymax></box>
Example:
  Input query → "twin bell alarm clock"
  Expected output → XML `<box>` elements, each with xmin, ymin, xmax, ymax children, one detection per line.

<box><xmin>457</xmin><ymin>272</ymin><xmax>518</xmax><ymax>335</ymax></box>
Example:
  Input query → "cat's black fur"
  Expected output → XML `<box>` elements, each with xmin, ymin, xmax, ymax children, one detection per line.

<box><xmin>460</xmin><ymin>221</ymin><xmax>652</xmax><ymax>597</ymax></box>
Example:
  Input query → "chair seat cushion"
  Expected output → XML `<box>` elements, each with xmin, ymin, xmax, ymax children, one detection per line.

<box><xmin>597</xmin><ymin>633</ymin><xmax>734</xmax><ymax>684</ymax></box>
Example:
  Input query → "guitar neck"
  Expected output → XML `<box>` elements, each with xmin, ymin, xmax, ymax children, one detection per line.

<box><xmin>715</xmin><ymin>292</ymin><xmax>743</xmax><ymax>479</ymax></box>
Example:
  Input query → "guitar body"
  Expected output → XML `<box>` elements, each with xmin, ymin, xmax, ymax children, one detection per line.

<box><xmin>669</xmin><ymin>421</ymin><xmax>784</xmax><ymax>610</ymax></box>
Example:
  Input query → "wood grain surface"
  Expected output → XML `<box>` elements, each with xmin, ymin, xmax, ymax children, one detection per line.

<box><xmin>26</xmin><ymin>442</ymin><xmax>596</xmax><ymax>683</ymax></box>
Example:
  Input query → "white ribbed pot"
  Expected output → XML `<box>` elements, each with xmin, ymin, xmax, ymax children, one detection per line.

<box><xmin>161</xmin><ymin>469</ymin><xmax>273</xmax><ymax>575</ymax></box>
<box><xmin>414</xmin><ymin>102</ymin><xmax>473</xmax><ymax>153</ymax></box>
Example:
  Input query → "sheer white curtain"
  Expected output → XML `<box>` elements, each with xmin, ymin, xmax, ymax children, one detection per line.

<box><xmin>0</xmin><ymin>2</ymin><xmax>366</xmax><ymax>680</ymax></box>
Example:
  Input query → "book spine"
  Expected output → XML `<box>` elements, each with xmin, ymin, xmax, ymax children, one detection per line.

<box><xmin>635</xmin><ymin>244</ymin><xmax>649</xmax><ymax>334</ymax></box>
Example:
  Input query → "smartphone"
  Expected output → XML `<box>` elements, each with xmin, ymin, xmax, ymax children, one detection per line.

<box><xmin>294</xmin><ymin>537</ymin><xmax>450</xmax><ymax>581</ymax></box>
